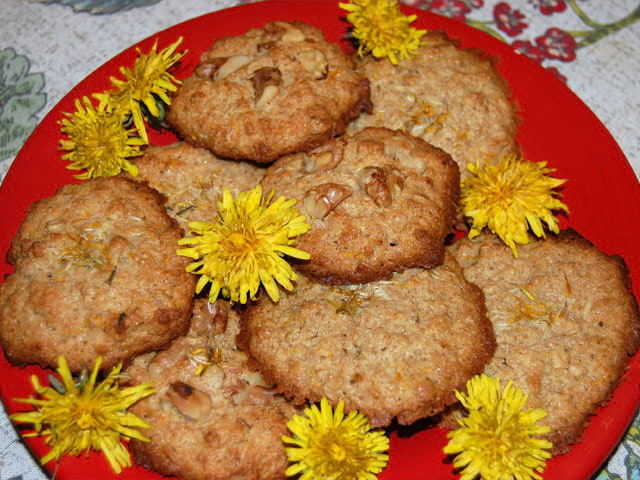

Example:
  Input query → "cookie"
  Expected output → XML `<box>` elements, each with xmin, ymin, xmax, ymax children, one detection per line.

<box><xmin>348</xmin><ymin>31</ymin><xmax>519</xmax><ymax>177</ymax></box>
<box><xmin>446</xmin><ymin>230</ymin><xmax>640</xmax><ymax>453</ymax></box>
<box><xmin>128</xmin><ymin>142</ymin><xmax>266</xmax><ymax>229</ymax></box>
<box><xmin>126</xmin><ymin>298</ymin><xmax>295</xmax><ymax>480</ymax></box>
<box><xmin>260</xmin><ymin>127</ymin><xmax>460</xmax><ymax>284</ymax></box>
<box><xmin>0</xmin><ymin>177</ymin><xmax>194</xmax><ymax>372</ymax></box>
<box><xmin>238</xmin><ymin>252</ymin><xmax>496</xmax><ymax>427</ymax></box>
<box><xmin>167</xmin><ymin>21</ymin><xmax>371</xmax><ymax>162</ymax></box>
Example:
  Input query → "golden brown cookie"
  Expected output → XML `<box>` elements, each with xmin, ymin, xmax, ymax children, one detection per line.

<box><xmin>446</xmin><ymin>230</ymin><xmax>640</xmax><ymax>453</ymax></box>
<box><xmin>167</xmin><ymin>21</ymin><xmax>371</xmax><ymax>162</ymax></box>
<box><xmin>260</xmin><ymin>127</ymin><xmax>460</xmax><ymax>284</ymax></box>
<box><xmin>128</xmin><ymin>142</ymin><xmax>266</xmax><ymax>229</ymax></box>
<box><xmin>348</xmin><ymin>31</ymin><xmax>519</xmax><ymax>177</ymax></box>
<box><xmin>0</xmin><ymin>177</ymin><xmax>194</xmax><ymax>372</ymax></box>
<box><xmin>238</xmin><ymin>252</ymin><xmax>496</xmax><ymax>427</ymax></box>
<box><xmin>126</xmin><ymin>298</ymin><xmax>295</xmax><ymax>480</ymax></box>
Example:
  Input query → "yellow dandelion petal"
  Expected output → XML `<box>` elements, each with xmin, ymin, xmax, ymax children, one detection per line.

<box><xmin>444</xmin><ymin>374</ymin><xmax>553</xmax><ymax>480</ymax></box>
<box><xmin>461</xmin><ymin>155</ymin><xmax>569</xmax><ymax>257</ymax></box>
<box><xmin>177</xmin><ymin>185</ymin><xmax>311</xmax><ymax>305</ymax></box>
<box><xmin>11</xmin><ymin>355</ymin><xmax>155</xmax><ymax>474</ymax></box>
<box><xmin>340</xmin><ymin>0</ymin><xmax>426</xmax><ymax>64</ymax></box>
<box><xmin>96</xmin><ymin>37</ymin><xmax>186</xmax><ymax>144</ymax></box>
<box><xmin>59</xmin><ymin>96</ymin><xmax>143</xmax><ymax>179</ymax></box>
<box><xmin>283</xmin><ymin>398</ymin><xmax>389</xmax><ymax>480</ymax></box>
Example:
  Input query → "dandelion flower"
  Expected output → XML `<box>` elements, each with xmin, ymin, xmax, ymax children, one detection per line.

<box><xmin>97</xmin><ymin>37</ymin><xmax>185</xmax><ymax>143</ymax></box>
<box><xmin>177</xmin><ymin>185</ymin><xmax>310</xmax><ymax>304</ymax></box>
<box><xmin>444</xmin><ymin>374</ymin><xmax>553</xmax><ymax>480</ymax></box>
<box><xmin>340</xmin><ymin>0</ymin><xmax>427</xmax><ymax>64</ymax></box>
<box><xmin>60</xmin><ymin>96</ymin><xmax>144</xmax><ymax>179</ymax></box>
<box><xmin>283</xmin><ymin>398</ymin><xmax>389</xmax><ymax>480</ymax></box>
<box><xmin>461</xmin><ymin>155</ymin><xmax>568</xmax><ymax>257</ymax></box>
<box><xmin>11</xmin><ymin>356</ymin><xmax>155</xmax><ymax>474</ymax></box>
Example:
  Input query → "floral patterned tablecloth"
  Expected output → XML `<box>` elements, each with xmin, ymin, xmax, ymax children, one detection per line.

<box><xmin>1</xmin><ymin>0</ymin><xmax>639</xmax><ymax>479</ymax></box>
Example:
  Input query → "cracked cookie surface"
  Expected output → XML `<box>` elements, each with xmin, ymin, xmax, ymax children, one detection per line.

<box><xmin>168</xmin><ymin>21</ymin><xmax>371</xmax><ymax>163</ymax></box>
<box><xmin>260</xmin><ymin>127</ymin><xmax>460</xmax><ymax>284</ymax></box>
<box><xmin>238</xmin><ymin>253</ymin><xmax>495</xmax><ymax>427</ymax></box>
<box><xmin>348</xmin><ymin>31</ymin><xmax>519</xmax><ymax>177</ymax></box>
<box><xmin>444</xmin><ymin>230</ymin><xmax>640</xmax><ymax>453</ymax></box>
<box><xmin>0</xmin><ymin>177</ymin><xmax>194</xmax><ymax>372</ymax></box>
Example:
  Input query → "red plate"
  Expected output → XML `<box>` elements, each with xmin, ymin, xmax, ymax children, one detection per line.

<box><xmin>1</xmin><ymin>1</ymin><xmax>639</xmax><ymax>479</ymax></box>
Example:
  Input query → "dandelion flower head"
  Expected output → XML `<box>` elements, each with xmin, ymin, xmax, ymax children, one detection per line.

<box><xmin>11</xmin><ymin>356</ymin><xmax>155</xmax><ymax>473</ymax></box>
<box><xmin>177</xmin><ymin>185</ymin><xmax>310</xmax><ymax>304</ymax></box>
<box><xmin>444</xmin><ymin>374</ymin><xmax>553</xmax><ymax>480</ymax></box>
<box><xmin>60</xmin><ymin>96</ymin><xmax>144</xmax><ymax>179</ymax></box>
<box><xmin>96</xmin><ymin>37</ymin><xmax>185</xmax><ymax>143</ymax></box>
<box><xmin>461</xmin><ymin>155</ymin><xmax>568</xmax><ymax>257</ymax></box>
<box><xmin>340</xmin><ymin>0</ymin><xmax>427</xmax><ymax>64</ymax></box>
<box><xmin>283</xmin><ymin>397</ymin><xmax>389</xmax><ymax>480</ymax></box>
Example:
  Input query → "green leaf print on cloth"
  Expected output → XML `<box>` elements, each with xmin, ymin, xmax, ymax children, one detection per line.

<box><xmin>0</xmin><ymin>48</ymin><xmax>46</xmax><ymax>161</ymax></box>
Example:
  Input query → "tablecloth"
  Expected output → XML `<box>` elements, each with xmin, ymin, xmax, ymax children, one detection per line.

<box><xmin>1</xmin><ymin>0</ymin><xmax>639</xmax><ymax>478</ymax></box>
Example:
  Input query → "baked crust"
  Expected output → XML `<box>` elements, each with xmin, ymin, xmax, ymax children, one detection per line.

<box><xmin>0</xmin><ymin>177</ymin><xmax>194</xmax><ymax>372</ymax></box>
<box><xmin>445</xmin><ymin>230</ymin><xmax>640</xmax><ymax>454</ymax></box>
<box><xmin>260</xmin><ymin>127</ymin><xmax>460</xmax><ymax>284</ymax></box>
<box><xmin>348</xmin><ymin>31</ymin><xmax>519</xmax><ymax>177</ymax></box>
<box><xmin>127</xmin><ymin>299</ymin><xmax>294</xmax><ymax>480</ymax></box>
<box><xmin>239</xmin><ymin>252</ymin><xmax>496</xmax><ymax>427</ymax></box>
<box><xmin>167</xmin><ymin>21</ymin><xmax>371</xmax><ymax>163</ymax></box>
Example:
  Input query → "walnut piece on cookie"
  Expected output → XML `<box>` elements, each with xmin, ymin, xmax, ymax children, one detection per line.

<box><xmin>260</xmin><ymin>127</ymin><xmax>460</xmax><ymax>284</ymax></box>
<box><xmin>0</xmin><ymin>177</ymin><xmax>195</xmax><ymax>372</ymax></box>
<box><xmin>348</xmin><ymin>31</ymin><xmax>519</xmax><ymax>177</ymax></box>
<box><xmin>167</xmin><ymin>21</ymin><xmax>371</xmax><ymax>163</ymax></box>
<box><xmin>238</xmin><ymin>252</ymin><xmax>496</xmax><ymax>428</ymax></box>
<box><xmin>445</xmin><ymin>230</ymin><xmax>640</xmax><ymax>454</ymax></box>
<box><xmin>126</xmin><ymin>298</ymin><xmax>294</xmax><ymax>480</ymax></box>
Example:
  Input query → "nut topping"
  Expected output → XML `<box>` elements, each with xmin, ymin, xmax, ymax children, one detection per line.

<box><xmin>207</xmin><ymin>300</ymin><xmax>229</xmax><ymax>335</ymax></box>
<box><xmin>297</xmin><ymin>49</ymin><xmax>328</xmax><ymax>79</ymax></box>
<box><xmin>216</xmin><ymin>54</ymin><xmax>251</xmax><ymax>80</ymax></box>
<box><xmin>357</xmin><ymin>166</ymin><xmax>405</xmax><ymax>207</ymax></box>
<box><xmin>280</xmin><ymin>27</ymin><xmax>306</xmax><ymax>43</ymax></box>
<box><xmin>303</xmin><ymin>183</ymin><xmax>353</xmax><ymax>219</ymax></box>
<box><xmin>166</xmin><ymin>381</ymin><xmax>212</xmax><ymax>421</ymax></box>
<box><xmin>194</xmin><ymin>58</ymin><xmax>228</xmax><ymax>79</ymax></box>
<box><xmin>251</xmin><ymin>67</ymin><xmax>282</xmax><ymax>108</ymax></box>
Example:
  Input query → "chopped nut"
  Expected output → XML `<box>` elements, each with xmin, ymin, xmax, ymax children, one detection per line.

<box><xmin>357</xmin><ymin>166</ymin><xmax>405</xmax><ymax>207</ymax></box>
<box><xmin>251</xmin><ymin>67</ymin><xmax>282</xmax><ymax>108</ymax></box>
<box><xmin>281</xmin><ymin>27</ymin><xmax>306</xmax><ymax>43</ymax></box>
<box><xmin>383</xmin><ymin>136</ymin><xmax>426</xmax><ymax>174</ymax></box>
<box><xmin>216</xmin><ymin>54</ymin><xmax>251</xmax><ymax>80</ymax></box>
<box><xmin>207</xmin><ymin>300</ymin><xmax>229</xmax><ymax>335</ymax></box>
<box><xmin>194</xmin><ymin>58</ymin><xmax>228</xmax><ymax>79</ymax></box>
<box><xmin>166</xmin><ymin>381</ymin><xmax>212</xmax><ymax>421</ymax></box>
<box><xmin>301</xmin><ymin>151</ymin><xmax>337</xmax><ymax>174</ymax></box>
<box><xmin>303</xmin><ymin>183</ymin><xmax>353</xmax><ymax>219</ymax></box>
<box><xmin>232</xmin><ymin>385</ymin><xmax>277</xmax><ymax>406</ymax></box>
<box><xmin>297</xmin><ymin>49</ymin><xmax>328</xmax><ymax>79</ymax></box>
<box><xmin>255</xmin><ymin>85</ymin><xmax>279</xmax><ymax>109</ymax></box>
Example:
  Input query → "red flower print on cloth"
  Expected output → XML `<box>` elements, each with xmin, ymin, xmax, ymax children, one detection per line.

<box><xmin>470</xmin><ymin>0</ymin><xmax>484</xmax><ymax>6</ymax></box>
<box><xmin>536</xmin><ymin>0</ymin><xmax>568</xmax><ymax>16</ymax></box>
<box><xmin>535</xmin><ymin>27</ymin><xmax>577</xmax><ymax>61</ymax></box>
<box><xmin>512</xmin><ymin>40</ymin><xmax>545</xmax><ymax>63</ymax></box>
<box><xmin>429</xmin><ymin>0</ymin><xmax>471</xmax><ymax>22</ymax></box>
<box><xmin>493</xmin><ymin>2</ymin><xmax>528</xmax><ymax>36</ymax></box>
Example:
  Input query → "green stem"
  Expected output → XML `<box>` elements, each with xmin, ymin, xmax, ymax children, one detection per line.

<box><xmin>465</xmin><ymin>20</ymin><xmax>506</xmax><ymax>42</ymax></box>
<box><xmin>567</xmin><ymin>0</ymin><xmax>606</xmax><ymax>28</ymax></box>
<box><xmin>565</xmin><ymin>0</ymin><xmax>640</xmax><ymax>49</ymax></box>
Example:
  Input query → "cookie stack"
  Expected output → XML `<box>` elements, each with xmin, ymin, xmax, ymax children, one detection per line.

<box><xmin>1</xmin><ymin>18</ymin><xmax>639</xmax><ymax>480</ymax></box>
